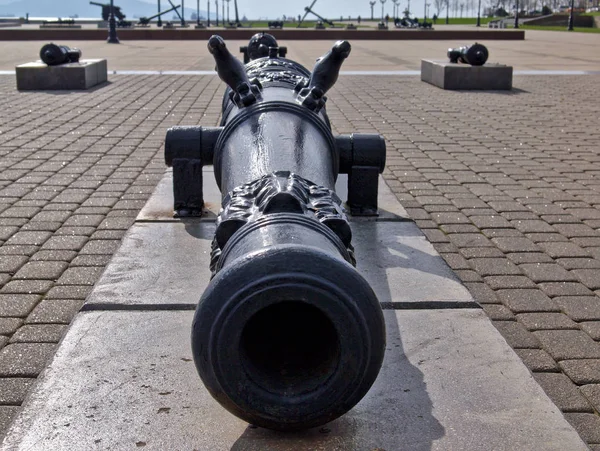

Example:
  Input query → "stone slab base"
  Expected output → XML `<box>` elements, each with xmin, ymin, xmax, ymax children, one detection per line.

<box><xmin>421</xmin><ymin>59</ymin><xmax>513</xmax><ymax>90</ymax></box>
<box><xmin>15</xmin><ymin>59</ymin><xmax>107</xmax><ymax>91</ymax></box>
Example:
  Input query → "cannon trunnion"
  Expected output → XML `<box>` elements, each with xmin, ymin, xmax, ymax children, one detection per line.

<box><xmin>165</xmin><ymin>34</ymin><xmax>386</xmax><ymax>431</ymax></box>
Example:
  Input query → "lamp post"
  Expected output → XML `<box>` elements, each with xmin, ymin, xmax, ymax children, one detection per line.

<box><xmin>215</xmin><ymin>0</ymin><xmax>219</xmax><ymax>25</ymax></box>
<box><xmin>476</xmin><ymin>0</ymin><xmax>481</xmax><ymax>26</ymax></box>
<box><xmin>226</xmin><ymin>0</ymin><xmax>230</xmax><ymax>22</ymax></box>
<box><xmin>197</xmin><ymin>0</ymin><xmax>200</xmax><ymax>25</ymax></box>
<box><xmin>392</xmin><ymin>0</ymin><xmax>399</xmax><ymax>18</ymax></box>
<box><xmin>380</xmin><ymin>0</ymin><xmax>387</xmax><ymax>21</ymax></box>
<box><xmin>514</xmin><ymin>0</ymin><xmax>519</xmax><ymax>28</ymax></box>
<box><xmin>107</xmin><ymin>0</ymin><xmax>119</xmax><ymax>43</ymax></box>
<box><xmin>407</xmin><ymin>0</ymin><xmax>411</xmax><ymax>15</ymax></box>
<box><xmin>567</xmin><ymin>0</ymin><xmax>575</xmax><ymax>30</ymax></box>
<box><xmin>181</xmin><ymin>0</ymin><xmax>185</xmax><ymax>26</ymax></box>
<box><xmin>222</xmin><ymin>0</ymin><xmax>224</xmax><ymax>26</ymax></box>
<box><xmin>207</xmin><ymin>0</ymin><xmax>210</xmax><ymax>26</ymax></box>
<box><xmin>446</xmin><ymin>0</ymin><xmax>449</xmax><ymax>23</ymax></box>
<box><xmin>370</xmin><ymin>1</ymin><xmax>376</xmax><ymax>19</ymax></box>
<box><xmin>157</xmin><ymin>0</ymin><xmax>162</xmax><ymax>27</ymax></box>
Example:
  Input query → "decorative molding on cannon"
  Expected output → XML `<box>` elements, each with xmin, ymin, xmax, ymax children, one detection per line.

<box><xmin>164</xmin><ymin>34</ymin><xmax>387</xmax><ymax>431</ymax></box>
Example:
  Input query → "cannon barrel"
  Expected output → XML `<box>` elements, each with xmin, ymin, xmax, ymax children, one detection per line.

<box><xmin>40</xmin><ymin>43</ymin><xmax>81</xmax><ymax>65</ymax></box>
<box><xmin>447</xmin><ymin>42</ymin><xmax>489</xmax><ymax>66</ymax></box>
<box><xmin>138</xmin><ymin>4</ymin><xmax>180</xmax><ymax>25</ymax></box>
<box><xmin>165</xmin><ymin>35</ymin><xmax>386</xmax><ymax>431</ymax></box>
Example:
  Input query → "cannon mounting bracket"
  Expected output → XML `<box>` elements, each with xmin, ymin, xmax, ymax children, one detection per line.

<box><xmin>165</xmin><ymin>126</ymin><xmax>223</xmax><ymax>217</ymax></box>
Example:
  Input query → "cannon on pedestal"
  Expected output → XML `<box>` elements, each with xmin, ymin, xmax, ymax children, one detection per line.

<box><xmin>165</xmin><ymin>34</ymin><xmax>386</xmax><ymax>431</ymax></box>
<box><xmin>447</xmin><ymin>43</ymin><xmax>489</xmax><ymax>66</ymax></box>
<box><xmin>39</xmin><ymin>43</ymin><xmax>81</xmax><ymax>65</ymax></box>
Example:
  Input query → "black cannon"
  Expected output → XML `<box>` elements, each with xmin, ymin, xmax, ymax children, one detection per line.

<box><xmin>90</xmin><ymin>1</ymin><xmax>126</xmax><ymax>21</ymax></box>
<box><xmin>138</xmin><ymin>4</ymin><xmax>181</xmax><ymax>25</ymax></box>
<box><xmin>165</xmin><ymin>34</ymin><xmax>386</xmax><ymax>430</ymax></box>
<box><xmin>447</xmin><ymin>43</ymin><xmax>489</xmax><ymax>66</ymax></box>
<box><xmin>40</xmin><ymin>43</ymin><xmax>81</xmax><ymax>65</ymax></box>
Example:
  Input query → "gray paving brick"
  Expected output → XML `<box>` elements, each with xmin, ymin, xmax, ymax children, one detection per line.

<box><xmin>0</xmin><ymin>295</ymin><xmax>40</xmax><ymax>318</ymax></box>
<box><xmin>56</xmin><ymin>267</ymin><xmax>104</xmax><ymax>286</ymax></box>
<box><xmin>560</xmin><ymin>360</ymin><xmax>600</xmax><ymax>385</ymax></box>
<box><xmin>42</xmin><ymin>235</ymin><xmax>88</xmax><ymax>251</ymax></box>
<box><xmin>459</xmin><ymin>247</ymin><xmax>505</xmax><ymax>258</ymax></box>
<box><xmin>63</xmin><ymin>215</ymin><xmax>105</xmax><ymax>227</ymax></box>
<box><xmin>565</xmin><ymin>413</ymin><xmax>600</xmax><ymax>443</ymax></box>
<box><xmin>490</xmin><ymin>237</ymin><xmax>541</xmax><ymax>253</ymax></box>
<box><xmin>13</xmin><ymin>261</ymin><xmax>68</xmax><ymax>280</ymax></box>
<box><xmin>0</xmin><ymin>227</ymin><xmax>17</xmax><ymax>242</ymax></box>
<box><xmin>580</xmin><ymin>384</ymin><xmax>600</xmax><ymax>413</ymax></box>
<box><xmin>54</xmin><ymin>226</ymin><xmax>96</xmax><ymax>237</ymax></box>
<box><xmin>452</xmin><ymin>270</ymin><xmax>482</xmax><ymax>283</ymax></box>
<box><xmin>481</xmin><ymin>304</ymin><xmax>515</xmax><ymax>320</ymax></box>
<box><xmin>537</xmin><ymin>241</ymin><xmax>590</xmax><ymax>258</ymax></box>
<box><xmin>554</xmin><ymin>296</ymin><xmax>600</xmax><ymax>321</ymax></box>
<box><xmin>44</xmin><ymin>285</ymin><xmax>92</xmax><ymax>300</ymax></box>
<box><xmin>448</xmin><ymin>233</ymin><xmax>493</xmax><ymax>248</ymax></box>
<box><xmin>557</xmin><ymin>258</ymin><xmax>600</xmax><ymax>270</ymax></box>
<box><xmin>517</xmin><ymin>313</ymin><xmax>578</xmax><ymax>331</ymax></box>
<box><xmin>463</xmin><ymin>282</ymin><xmax>499</xmax><ymax>304</ymax></box>
<box><xmin>0</xmin><ymin>318</ymin><xmax>22</xmax><ymax>335</ymax></box>
<box><xmin>572</xmin><ymin>269</ymin><xmax>600</xmax><ymax>290</ymax></box>
<box><xmin>468</xmin><ymin>258</ymin><xmax>522</xmax><ymax>277</ymax></box>
<box><xmin>581</xmin><ymin>322</ymin><xmax>600</xmax><ymax>341</ymax></box>
<box><xmin>10</xmin><ymin>324</ymin><xmax>67</xmax><ymax>343</ymax></box>
<box><xmin>0</xmin><ymin>407</ymin><xmax>19</xmax><ymax>436</ymax></box>
<box><xmin>514</xmin><ymin>349</ymin><xmax>559</xmax><ymax>372</ymax></box>
<box><xmin>496</xmin><ymin>289</ymin><xmax>560</xmax><ymax>313</ymax></box>
<box><xmin>29</xmin><ymin>250</ymin><xmax>77</xmax><ymax>262</ymax></box>
<box><xmin>519</xmin><ymin>263</ymin><xmax>578</xmax><ymax>283</ymax></box>
<box><xmin>538</xmin><ymin>282</ymin><xmax>595</xmax><ymax>297</ymax></box>
<box><xmin>0</xmin><ymin>280</ymin><xmax>53</xmax><ymax>295</ymax></box>
<box><xmin>0</xmin><ymin>378</ymin><xmax>34</xmax><ymax>405</ymax></box>
<box><xmin>493</xmin><ymin>320</ymin><xmax>541</xmax><ymax>349</ymax></box>
<box><xmin>526</xmin><ymin>233</ymin><xmax>570</xmax><ymax>243</ymax></box>
<box><xmin>554</xmin><ymin>223</ymin><xmax>598</xmax><ymax>238</ymax></box>
<box><xmin>511</xmin><ymin>220</ymin><xmax>556</xmax><ymax>234</ymax></box>
<box><xmin>533</xmin><ymin>373</ymin><xmax>594</xmax><ymax>412</ymax></box>
<box><xmin>0</xmin><ymin>256</ymin><xmax>28</xmax><ymax>274</ymax></box>
<box><xmin>79</xmin><ymin>240</ymin><xmax>121</xmax><ymax>255</ymax></box>
<box><xmin>506</xmin><ymin>252</ymin><xmax>555</xmax><ymax>265</ymax></box>
<box><xmin>484</xmin><ymin>276</ymin><xmax>537</xmax><ymax>290</ymax></box>
<box><xmin>0</xmin><ymin>343</ymin><xmax>56</xmax><ymax>377</ymax></box>
<box><xmin>534</xmin><ymin>330</ymin><xmax>600</xmax><ymax>360</ymax></box>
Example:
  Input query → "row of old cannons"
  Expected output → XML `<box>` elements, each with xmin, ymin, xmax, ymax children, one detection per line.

<box><xmin>165</xmin><ymin>33</ymin><xmax>386</xmax><ymax>431</ymax></box>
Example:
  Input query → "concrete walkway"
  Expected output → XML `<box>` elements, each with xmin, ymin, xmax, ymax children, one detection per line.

<box><xmin>0</xmin><ymin>35</ymin><xmax>600</xmax><ymax>447</ymax></box>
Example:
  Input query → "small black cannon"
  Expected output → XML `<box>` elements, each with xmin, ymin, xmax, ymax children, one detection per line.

<box><xmin>239</xmin><ymin>33</ymin><xmax>287</xmax><ymax>64</ymax></box>
<box><xmin>447</xmin><ymin>43</ymin><xmax>489</xmax><ymax>66</ymax></box>
<box><xmin>40</xmin><ymin>43</ymin><xmax>81</xmax><ymax>65</ymax></box>
<box><xmin>165</xmin><ymin>34</ymin><xmax>386</xmax><ymax>430</ymax></box>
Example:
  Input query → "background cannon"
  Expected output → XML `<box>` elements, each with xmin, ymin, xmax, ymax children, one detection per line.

<box><xmin>165</xmin><ymin>34</ymin><xmax>386</xmax><ymax>431</ymax></box>
<box><xmin>447</xmin><ymin>43</ymin><xmax>489</xmax><ymax>66</ymax></box>
<box><xmin>39</xmin><ymin>43</ymin><xmax>81</xmax><ymax>65</ymax></box>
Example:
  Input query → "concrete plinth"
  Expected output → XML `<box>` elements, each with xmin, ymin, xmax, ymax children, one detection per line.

<box><xmin>15</xmin><ymin>59</ymin><xmax>107</xmax><ymax>90</ymax></box>
<box><xmin>421</xmin><ymin>59</ymin><xmax>513</xmax><ymax>90</ymax></box>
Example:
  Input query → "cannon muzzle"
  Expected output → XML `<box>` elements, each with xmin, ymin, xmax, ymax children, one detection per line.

<box><xmin>447</xmin><ymin>42</ymin><xmax>489</xmax><ymax>66</ymax></box>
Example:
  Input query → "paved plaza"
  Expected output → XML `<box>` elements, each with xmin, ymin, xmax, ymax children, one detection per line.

<box><xmin>0</xmin><ymin>29</ymin><xmax>600</xmax><ymax>448</ymax></box>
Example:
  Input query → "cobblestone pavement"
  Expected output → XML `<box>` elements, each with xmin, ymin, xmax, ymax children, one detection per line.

<box><xmin>1</xmin><ymin>72</ymin><xmax>600</xmax><ymax>447</ymax></box>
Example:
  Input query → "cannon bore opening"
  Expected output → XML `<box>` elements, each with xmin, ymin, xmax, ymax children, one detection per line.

<box><xmin>240</xmin><ymin>301</ymin><xmax>341</xmax><ymax>397</ymax></box>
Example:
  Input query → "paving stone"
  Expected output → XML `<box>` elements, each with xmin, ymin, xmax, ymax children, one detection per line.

<box><xmin>554</xmin><ymin>296</ymin><xmax>600</xmax><ymax>321</ymax></box>
<box><xmin>493</xmin><ymin>320</ymin><xmax>541</xmax><ymax>349</ymax></box>
<box><xmin>20</xmin><ymin>221</ymin><xmax>61</xmax><ymax>232</ymax></box>
<box><xmin>56</xmin><ymin>267</ymin><xmax>104</xmax><ymax>286</ymax></box>
<box><xmin>41</xmin><ymin>235</ymin><xmax>88</xmax><ymax>251</ymax></box>
<box><xmin>526</xmin><ymin>233</ymin><xmax>570</xmax><ymax>243</ymax></box>
<box><xmin>482</xmin><ymin>304</ymin><xmax>515</xmax><ymax>320</ymax></box>
<box><xmin>0</xmin><ymin>318</ymin><xmax>23</xmax><ymax>335</ymax></box>
<box><xmin>0</xmin><ymin>280</ymin><xmax>53</xmax><ymax>295</ymax></box>
<box><xmin>519</xmin><ymin>263</ymin><xmax>578</xmax><ymax>283</ymax></box>
<box><xmin>29</xmin><ymin>250</ymin><xmax>77</xmax><ymax>262</ymax></box>
<box><xmin>453</xmin><ymin>270</ymin><xmax>482</xmax><ymax>283</ymax></box>
<box><xmin>533</xmin><ymin>373</ymin><xmax>594</xmax><ymax>412</ymax></box>
<box><xmin>511</xmin><ymin>220</ymin><xmax>557</xmax><ymax>234</ymax></box>
<box><xmin>79</xmin><ymin>240</ymin><xmax>121</xmax><ymax>255</ymax></box>
<box><xmin>557</xmin><ymin>258</ymin><xmax>600</xmax><ymax>270</ymax></box>
<box><xmin>97</xmin><ymin>217</ymin><xmax>136</xmax><ymax>230</ymax></box>
<box><xmin>0</xmin><ymin>378</ymin><xmax>34</xmax><ymax>405</ymax></box>
<box><xmin>506</xmin><ymin>252</ymin><xmax>555</xmax><ymax>264</ymax></box>
<box><xmin>485</xmin><ymin>276</ymin><xmax>537</xmax><ymax>290</ymax></box>
<box><xmin>537</xmin><ymin>242</ymin><xmax>590</xmax><ymax>258</ymax></box>
<box><xmin>63</xmin><ymin>215</ymin><xmax>105</xmax><ymax>227</ymax></box>
<box><xmin>580</xmin><ymin>384</ymin><xmax>600</xmax><ymax>413</ymax></box>
<box><xmin>560</xmin><ymin>360</ymin><xmax>600</xmax><ymax>385</ymax></box>
<box><xmin>468</xmin><ymin>258</ymin><xmax>522</xmax><ymax>276</ymax></box>
<box><xmin>517</xmin><ymin>313</ymin><xmax>578</xmax><ymax>330</ymax></box>
<box><xmin>491</xmin><ymin>237</ymin><xmax>541</xmax><ymax>253</ymax></box>
<box><xmin>0</xmin><ymin>256</ymin><xmax>28</xmax><ymax>274</ymax></box>
<box><xmin>565</xmin><ymin>413</ymin><xmax>600</xmax><ymax>444</ymax></box>
<box><xmin>0</xmin><ymin>343</ymin><xmax>56</xmax><ymax>377</ymax></box>
<box><xmin>580</xmin><ymin>322</ymin><xmax>600</xmax><ymax>341</ymax></box>
<box><xmin>13</xmin><ymin>261</ymin><xmax>69</xmax><ymax>280</ymax></box>
<box><xmin>514</xmin><ymin>349</ymin><xmax>559</xmax><ymax>372</ymax></box>
<box><xmin>5</xmin><ymin>231</ymin><xmax>52</xmax><ymax>247</ymax></box>
<box><xmin>459</xmin><ymin>247</ymin><xmax>505</xmax><ymax>258</ymax></box>
<box><xmin>554</xmin><ymin>224</ymin><xmax>598</xmax><ymax>238</ymax></box>
<box><xmin>54</xmin><ymin>226</ymin><xmax>96</xmax><ymax>237</ymax></box>
<box><xmin>10</xmin><ymin>324</ymin><xmax>67</xmax><ymax>343</ymax></box>
<box><xmin>448</xmin><ymin>233</ymin><xmax>493</xmax><ymax>248</ymax></box>
<box><xmin>69</xmin><ymin>254</ymin><xmax>112</xmax><ymax>267</ymax></box>
<box><xmin>26</xmin><ymin>299</ymin><xmax>83</xmax><ymax>324</ymax></box>
<box><xmin>538</xmin><ymin>282</ymin><xmax>595</xmax><ymax>297</ymax></box>
<box><xmin>496</xmin><ymin>289</ymin><xmax>560</xmax><ymax>313</ymax></box>
<box><xmin>44</xmin><ymin>285</ymin><xmax>92</xmax><ymax>300</ymax></box>
<box><xmin>0</xmin><ymin>295</ymin><xmax>40</xmax><ymax>318</ymax></box>
<box><xmin>469</xmin><ymin>215</ymin><xmax>512</xmax><ymax>229</ymax></box>
<box><xmin>534</xmin><ymin>330</ymin><xmax>600</xmax><ymax>360</ymax></box>
<box><xmin>463</xmin><ymin>282</ymin><xmax>499</xmax><ymax>304</ymax></box>
<box><xmin>0</xmin><ymin>407</ymin><xmax>19</xmax><ymax>436</ymax></box>
<box><xmin>571</xmin><ymin>269</ymin><xmax>600</xmax><ymax>290</ymax></box>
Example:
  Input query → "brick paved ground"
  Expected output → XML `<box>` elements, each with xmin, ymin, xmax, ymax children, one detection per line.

<box><xmin>1</xmin><ymin>58</ymin><xmax>600</xmax><ymax>446</ymax></box>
